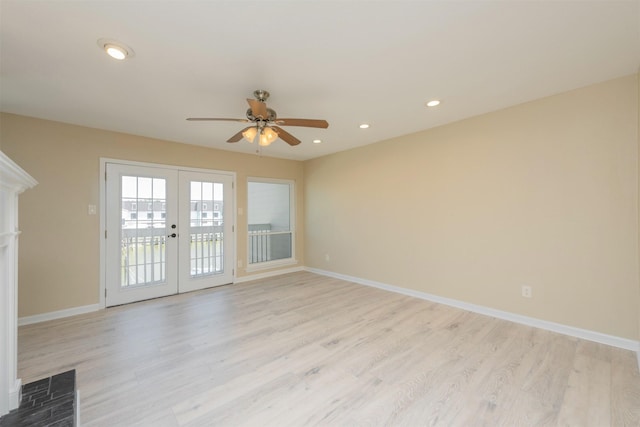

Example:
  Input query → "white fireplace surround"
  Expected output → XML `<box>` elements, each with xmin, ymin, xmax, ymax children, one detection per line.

<box><xmin>0</xmin><ymin>151</ymin><xmax>37</xmax><ymax>417</ymax></box>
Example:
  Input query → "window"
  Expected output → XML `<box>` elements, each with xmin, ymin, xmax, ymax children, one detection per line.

<box><xmin>247</xmin><ymin>178</ymin><xmax>295</xmax><ymax>268</ymax></box>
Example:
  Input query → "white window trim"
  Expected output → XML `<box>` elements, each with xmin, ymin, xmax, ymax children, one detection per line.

<box><xmin>245</xmin><ymin>257</ymin><xmax>298</xmax><ymax>273</ymax></box>
<box><xmin>246</xmin><ymin>177</ymin><xmax>296</xmax><ymax>272</ymax></box>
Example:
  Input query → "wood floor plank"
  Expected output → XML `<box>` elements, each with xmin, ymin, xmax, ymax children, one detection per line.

<box><xmin>16</xmin><ymin>271</ymin><xmax>640</xmax><ymax>426</ymax></box>
<box><xmin>556</xmin><ymin>342</ymin><xmax>611</xmax><ymax>427</ymax></box>
<box><xmin>610</xmin><ymin>347</ymin><xmax>640</xmax><ymax>426</ymax></box>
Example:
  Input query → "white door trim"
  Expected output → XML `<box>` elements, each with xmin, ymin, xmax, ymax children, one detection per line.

<box><xmin>99</xmin><ymin>158</ymin><xmax>236</xmax><ymax>309</ymax></box>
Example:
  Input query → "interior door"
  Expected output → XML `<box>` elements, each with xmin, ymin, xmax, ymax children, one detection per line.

<box><xmin>178</xmin><ymin>171</ymin><xmax>234</xmax><ymax>292</ymax></box>
<box><xmin>105</xmin><ymin>163</ymin><xmax>235</xmax><ymax>307</ymax></box>
<box><xmin>106</xmin><ymin>163</ymin><xmax>178</xmax><ymax>306</ymax></box>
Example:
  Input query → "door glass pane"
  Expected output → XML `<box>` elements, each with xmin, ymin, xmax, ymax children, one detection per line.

<box><xmin>190</xmin><ymin>180</ymin><xmax>224</xmax><ymax>277</ymax></box>
<box><xmin>121</xmin><ymin>176</ymin><xmax>167</xmax><ymax>287</ymax></box>
<box><xmin>248</xmin><ymin>181</ymin><xmax>293</xmax><ymax>264</ymax></box>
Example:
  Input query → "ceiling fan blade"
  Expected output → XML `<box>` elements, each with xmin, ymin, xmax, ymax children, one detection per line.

<box><xmin>273</xmin><ymin>126</ymin><xmax>301</xmax><ymax>146</ymax></box>
<box><xmin>274</xmin><ymin>118</ymin><xmax>329</xmax><ymax>128</ymax></box>
<box><xmin>186</xmin><ymin>117</ymin><xmax>249</xmax><ymax>122</ymax></box>
<box><xmin>247</xmin><ymin>99</ymin><xmax>268</xmax><ymax>119</ymax></box>
<box><xmin>227</xmin><ymin>126</ymin><xmax>252</xmax><ymax>143</ymax></box>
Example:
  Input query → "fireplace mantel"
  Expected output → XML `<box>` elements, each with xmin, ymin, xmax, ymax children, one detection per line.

<box><xmin>0</xmin><ymin>151</ymin><xmax>37</xmax><ymax>417</ymax></box>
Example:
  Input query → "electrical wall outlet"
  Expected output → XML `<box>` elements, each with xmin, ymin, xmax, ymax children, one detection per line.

<box><xmin>521</xmin><ymin>285</ymin><xmax>532</xmax><ymax>298</ymax></box>
<box><xmin>325</xmin><ymin>254</ymin><xmax>330</xmax><ymax>262</ymax></box>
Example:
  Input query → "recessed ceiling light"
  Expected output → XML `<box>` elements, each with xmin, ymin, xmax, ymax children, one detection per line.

<box><xmin>426</xmin><ymin>100</ymin><xmax>441</xmax><ymax>107</ymax></box>
<box><xmin>313</xmin><ymin>139</ymin><xmax>322</xmax><ymax>144</ymax></box>
<box><xmin>359</xmin><ymin>124</ymin><xmax>370</xmax><ymax>129</ymax></box>
<box><xmin>105</xmin><ymin>45</ymin><xmax>127</xmax><ymax>60</ymax></box>
<box><xmin>97</xmin><ymin>38</ymin><xmax>135</xmax><ymax>60</ymax></box>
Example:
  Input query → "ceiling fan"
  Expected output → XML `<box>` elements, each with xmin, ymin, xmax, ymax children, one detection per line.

<box><xmin>187</xmin><ymin>89</ymin><xmax>329</xmax><ymax>147</ymax></box>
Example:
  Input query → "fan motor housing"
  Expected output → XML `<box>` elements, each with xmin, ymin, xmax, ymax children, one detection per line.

<box><xmin>246</xmin><ymin>107</ymin><xmax>277</xmax><ymax>122</ymax></box>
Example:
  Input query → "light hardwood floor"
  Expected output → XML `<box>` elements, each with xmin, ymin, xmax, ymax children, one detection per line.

<box><xmin>18</xmin><ymin>272</ymin><xmax>640</xmax><ymax>426</ymax></box>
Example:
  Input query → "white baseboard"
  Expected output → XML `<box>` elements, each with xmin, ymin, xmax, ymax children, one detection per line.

<box><xmin>235</xmin><ymin>266</ymin><xmax>305</xmax><ymax>284</ymax></box>
<box><xmin>18</xmin><ymin>304</ymin><xmax>101</xmax><ymax>326</ymax></box>
<box><xmin>9</xmin><ymin>378</ymin><xmax>21</xmax><ymax>412</ymax></box>
<box><xmin>15</xmin><ymin>268</ymin><xmax>640</xmax><ymax>372</ymax></box>
<box><xmin>306</xmin><ymin>267</ymin><xmax>640</xmax><ymax>353</ymax></box>
<box><xmin>17</xmin><ymin>266</ymin><xmax>306</xmax><ymax>326</ymax></box>
<box><xmin>76</xmin><ymin>389</ymin><xmax>81</xmax><ymax>427</ymax></box>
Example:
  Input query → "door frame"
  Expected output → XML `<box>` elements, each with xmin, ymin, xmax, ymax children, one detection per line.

<box><xmin>99</xmin><ymin>158</ymin><xmax>236</xmax><ymax>308</ymax></box>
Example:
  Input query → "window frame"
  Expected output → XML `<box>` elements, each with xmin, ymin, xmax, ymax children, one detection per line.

<box><xmin>246</xmin><ymin>177</ymin><xmax>296</xmax><ymax>271</ymax></box>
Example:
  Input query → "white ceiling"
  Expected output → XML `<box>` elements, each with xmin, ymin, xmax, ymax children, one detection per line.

<box><xmin>1</xmin><ymin>1</ymin><xmax>639</xmax><ymax>161</ymax></box>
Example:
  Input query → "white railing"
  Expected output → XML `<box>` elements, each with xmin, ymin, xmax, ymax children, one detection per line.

<box><xmin>189</xmin><ymin>226</ymin><xmax>224</xmax><ymax>276</ymax></box>
<box><xmin>248</xmin><ymin>224</ymin><xmax>271</xmax><ymax>264</ymax></box>
<box><xmin>248</xmin><ymin>224</ymin><xmax>292</xmax><ymax>265</ymax></box>
<box><xmin>120</xmin><ymin>226</ymin><xmax>225</xmax><ymax>286</ymax></box>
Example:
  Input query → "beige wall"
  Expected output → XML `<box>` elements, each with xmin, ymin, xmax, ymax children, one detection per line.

<box><xmin>305</xmin><ymin>75</ymin><xmax>639</xmax><ymax>340</ymax></box>
<box><xmin>0</xmin><ymin>113</ymin><xmax>305</xmax><ymax>317</ymax></box>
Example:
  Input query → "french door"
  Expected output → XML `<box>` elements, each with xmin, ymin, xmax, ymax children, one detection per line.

<box><xmin>105</xmin><ymin>163</ymin><xmax>234</xmax><ymax>307</ymax></box>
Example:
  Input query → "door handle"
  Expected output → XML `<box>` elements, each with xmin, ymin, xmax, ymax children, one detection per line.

<box><xmin>168</xmin><ymin>233</ymin><xmax>177</xmax><ymax>238</ymax></box>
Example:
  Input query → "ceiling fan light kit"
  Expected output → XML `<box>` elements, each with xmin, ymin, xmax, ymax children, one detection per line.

<box><xmin>242</xmin><ymin>127</ymin><xmax>258</xmax><ymax>143</ymax></box>
<box><xmin>242</xmin><ymin>126</ymin><xmax>279</xmax><ymax>147</ymax></box>
<box><xmin>187</xmin><ymin>89</ymin><xmax>329</xmax><ymax>148</ymax></box>
<box><xmin>259</xmin><ymin>128</ymin><xmax>279</xmax><ymax>146</ymax></box>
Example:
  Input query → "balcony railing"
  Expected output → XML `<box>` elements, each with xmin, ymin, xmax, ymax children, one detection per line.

<box><xmin>120</xmin><ymin>225</ymin><xmax>224</xmax><ymax>287</ymax></box>
<box><xmin>248</xmin><ymin>223</ymin><xmax>271</xmax><ymax>264</ymax></box>
<box><xmin>189</xmin><ymin>225</ymin><xmax>224</xmax><ymax>277</ymax></box>
<box><xmin>248</xmin><ymin>223</ymin><xmax>292</xmax><ymax>265</ymax></box>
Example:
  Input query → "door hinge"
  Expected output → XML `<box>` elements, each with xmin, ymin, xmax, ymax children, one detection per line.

<box><xmin>105</xmin><ymin>288</ymin><xmax>107</xmax><ymax>298</ymax></box>
<box><xmin>105</xmin><ymin>170</ymin><xmax>107</xmax><ymax>181</ymax></box>
<box><xmin>105</xmin><ymin>230</ymin><xmax>107</xmax><ymax>239</ymax></box>
<box><xmin>232</xmin><ymin>225</ymin><xmax>234</xmax><ymax>232</ymax></box>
